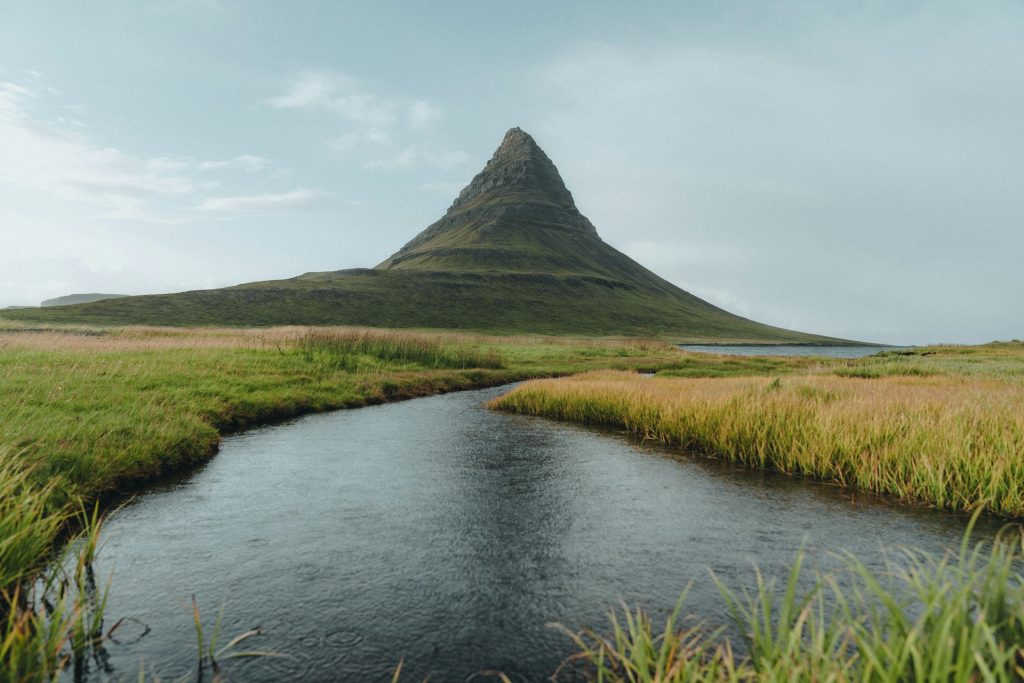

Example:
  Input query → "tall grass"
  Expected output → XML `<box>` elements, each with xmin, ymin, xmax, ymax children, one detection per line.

<box><xmin>294</xmin><ymin>328</ymin><xmax>504</xmax><ymax>370</ymax></box>
<box><xmin>0</xmin><ymin>454</ymin><xmax>65</xmax><ymax>595</ymax></box>
<box><xmin>490</xmin><ymin>371</ymin><xmax>1024</xmax><ymax>516</ymax></box>
<box><xmin>561</xmin><ymin>516</ymin><xmax>1024</xmax><ymax>682</ymax></box>
<box><xmin>0</xmin><ymin>475</ymin><xmax>107</xmax><ymax>683</ymax></box>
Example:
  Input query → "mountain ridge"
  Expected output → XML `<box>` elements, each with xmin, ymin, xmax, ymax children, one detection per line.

<box><xmin>41</xmin><ymin>293</ymin><xmax>127</xmax><ymax>307</ymax></box>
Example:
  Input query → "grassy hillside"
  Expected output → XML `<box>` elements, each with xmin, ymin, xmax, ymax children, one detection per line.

<box><xmin>40</xmin><ymin>292</ymin><xmax>126</xmax><ymax>307</ymax></box>
<box><xmin>1</xmin><ymin>129</ymin><xmax>851</xmax><ymax>343</ymax></box>
<box><xmin>1</xmin><ymin>269</ymin><xmax>844</xmax><ymax>342</ymax></box>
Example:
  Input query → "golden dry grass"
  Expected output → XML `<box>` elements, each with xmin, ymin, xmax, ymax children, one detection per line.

<box><xmin>0</xmin><ymin>325</ymin><xmax>678</xmax><ymax>354</ymax></box>
<box><xmin>491</xmin><ymin>370</ymin><xmax>1024</xmax><ymax>516</ymax></box>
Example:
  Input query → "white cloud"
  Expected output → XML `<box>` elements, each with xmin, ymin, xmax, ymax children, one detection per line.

<box><xmin>268</xmin><ymin>70</ymin><xmax>453</xmax><ymax>169</ymax></box>
<box><xmin>267</xmin><ymin>71</ymin><xmax>358</xmax><ymax>109</ymax></box>
<box><xmin>331</xmin><ymin>129</ymin><xmax>394</xmax><ymax>153</ymax></box>
<box><xmin>408</xmin><ymin>99</ymin><xmax>442</xmax><ymax>130</ymax></box>
<box><xmin>198</xmin><ymin>155</ymin><xmax>272</xmax><ymax>172</ymax></box>
<box><xmin>367</xmin><ymin>146</ymin><xmax>468</xmax><ymax>171</ymax></box>
<box><xmin>0</xmin><ymin>85</ymin><xmax>194</xmax><ymax>223</ymax></box>
<box><xmin>196</xmin><ymin>188</ymin><xmax>330</xmax><ymax>212</ymax></box>
<box><xmin>267</xmin><ymin>70</ymin><xmax>398</xmax><ymax>128</ymax></box>
<box><xmin>0</xmin><ymin>81</ymin><xmax>298</xmax><ymax>224</ymax></box>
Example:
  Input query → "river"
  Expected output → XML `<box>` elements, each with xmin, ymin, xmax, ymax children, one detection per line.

<box><xmin>678</xmin><ymin>345</ymin><xmax>912</xmax><ymax>358</ymax></box>
<box><xmin>76</xmin><ymin>383</ymin><xmax>985</xmax><ymax>681</ymax></box>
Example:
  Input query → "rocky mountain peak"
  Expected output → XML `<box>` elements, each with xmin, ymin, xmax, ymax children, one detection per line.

<box><xmin>377</xmin><ymin>127</ymin><xmax>601</xmax><ymax>270</ymax></box>
<box><xmin>448</xmin><ymin>127</ymin><xmax>579</xmax><ymax>213</ymax></box>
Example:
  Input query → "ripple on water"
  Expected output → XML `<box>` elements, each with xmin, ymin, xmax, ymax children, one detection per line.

<box><xmin>465</xmin><ymin>671</ymin><xmax>530</xmax><ymax>683</ymax></box>
<box><xmin>83</xmin><ymin>384</ymin><xmax>998</xmax><ymax>682</ymax></box>
<box><xmin>228</xmin><ymin>648</ymin><xmax>318</xmax><ymax>680</ymax></box>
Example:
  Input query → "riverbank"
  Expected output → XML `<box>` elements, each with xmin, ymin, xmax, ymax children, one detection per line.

<box><xmin>558</xmin><ymin>514</ymin><xmax>1024</xmax><ymax>682</ymax></box>
<box><xmin>0</xmin><ymin>326</ymin><xmax>697</xmax><ymax>678</ymax></box>
<box><xmin>490</xmin><ymin>342</ymin><xmax>1024</xmax><ymax>516</ymax></box>
<box><xmin>0</xmin><ymin>326</ymin><xmax>692</xmax><ymax>502</ymax></box>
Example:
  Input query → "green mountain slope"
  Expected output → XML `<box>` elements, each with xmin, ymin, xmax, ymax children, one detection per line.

<box><xmin>41</xmin><ymin>293</ymin><xmax>127</xmax><ymax>307</ymax></box>
<box><xmin>2</xmin><ymin>128</ymin><xmax>849</xmax><ymax>343</ymax></box>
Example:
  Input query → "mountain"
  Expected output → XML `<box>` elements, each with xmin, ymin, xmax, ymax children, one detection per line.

<box><xmin>1</xmin><ymin>128</ymin><xmax>846</xmax><ymax>343</ymax></box>
<box><xmin>41</xmin><ymin>293</ymin><xmax>127</xmax><ymax>307</ymax></box>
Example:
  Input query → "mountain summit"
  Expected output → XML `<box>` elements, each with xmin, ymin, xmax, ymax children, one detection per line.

<box><xmin>375</xmin><ymin>128</ymin><xmax>688</xmax><ymax>292</ymax></box>
<box><xmin>1</xmin><ymin>129</ymin><xmax>846</xmax><ymax>343</ymax></box>
<box><xmin>378</xmin><ymin>127</ymin><xmax>599</xmax><ymax>273</ymax></box>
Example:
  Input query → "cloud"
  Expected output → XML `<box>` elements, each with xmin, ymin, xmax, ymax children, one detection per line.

<box><xmin>196</xmin><ymin>188</ymin><xmax>330</xmax><ymax>212</ymax></box>
<box><xmin>268</xmin><ymin>70</ymin><xmax>454</xmax><ymax>169</ymax></box>
<box><xmin>266</xmin><ymin>71</ymin><xmax>358</xmax><ymax>109</ymax></box>
<box><xmin>367</xmin><ymin>146</ymin><xmax>468</xmax><ymax>171</ymax></box>
<box><xmin>331</xmin><ymin>129</ymin><xmax>394</xmax><ymax>153</ymax></box>
<box><xmin>0</xmin><ymin>80</ymin><xmax>296</xmax><ymax>223</ymax></box>
<box><xmin>0</xmin><ymin>82</ymin><xmax>198</xmax><ymax>212</ymax></box>
<box><xmin>267</xmin><ymin>70</ymin><xmax>399</xmax><ymax>129</ymax></box>
<box><xmin>408</xmin><ymin>99</ymin><xmax>442</xmax><ymax>130</ymax></box>
<box><xmin>198</xmin><ymin>155</ymin><xmax>272</xmax><ymax>172</ymax></box>
<box><xmin>0</xmin><ymin>76</ymin><xmax>332</xmax><ymax>228</ymax></box>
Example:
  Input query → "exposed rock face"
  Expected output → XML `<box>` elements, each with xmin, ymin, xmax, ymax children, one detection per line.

<box><xmin>450</xmin><ymin>127</ymin><xmax>590</xmax><ymax>222</ymax></box>
<box><xmin>377</xmin><ymin>128</ymin><xmax>600</xmax><ymax>271</ymax></box>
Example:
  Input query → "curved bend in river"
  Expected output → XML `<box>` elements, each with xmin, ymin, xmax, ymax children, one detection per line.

<box><xmin>83</xmin><ymin>384</ymin><xmax>987</xmax><ymax>681</ymax></box>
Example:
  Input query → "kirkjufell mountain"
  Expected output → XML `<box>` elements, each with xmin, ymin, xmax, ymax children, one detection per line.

<box><xmin>2</xmin><ymin>128</ymin><xmax>842</xmax><ymax>342</ymax></box>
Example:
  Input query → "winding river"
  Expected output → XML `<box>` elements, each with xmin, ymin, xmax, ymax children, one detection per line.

<box><xmin>78</xmin><ymin>382</ymin><xmax>988</xmax><ymax>681</ymax></box>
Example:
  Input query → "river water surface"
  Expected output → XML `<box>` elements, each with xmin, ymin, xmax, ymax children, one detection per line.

<box><xmin>80</xmin><ymin>383</ymin><xmax>988</xmax><ymax>681</ymax></box>
<box><xmin>679</xmin><ymin>345</ymin><xmax>911</xmax><ymax>358</ymax></box>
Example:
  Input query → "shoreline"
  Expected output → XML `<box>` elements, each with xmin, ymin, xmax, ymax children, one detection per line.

<box><xmin>91</xmin><ymin>370</ymin><xmax>534</xmax><ymax>509</ymax></box>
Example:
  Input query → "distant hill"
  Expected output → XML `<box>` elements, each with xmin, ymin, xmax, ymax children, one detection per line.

<box><xmin>41</xmin><ymin>293</ymin><xmax>127</xmax><ymax>307</ymax></box>
<box><xmin>2</xmin><ymin>129</ymin><xmax>849</xmax><ymax>343</ymax></box>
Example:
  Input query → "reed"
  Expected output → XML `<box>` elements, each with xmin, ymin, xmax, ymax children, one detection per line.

<box><xmin>0</xmin><ymin>491</ymin><xmax>106</xmax><ymax>683</ymax></box>
<box><xmin>294</xmin><ymin>328</ymin><xmax>504</xmax><ymax>370</ymax></box>
<box><xmin>490</xmin><ymin>370</ymin><xmax>1024</xmax><ymax>516</ymax></box>
<box><xmin>560</xmin><ymin>515</ymin><xmax>1024</xmax><ymax>682</ymax></box>
<box><xmin>0</xmin><ymin>454</ymin><xmax>66</xmax><ymax>595</ymax></box>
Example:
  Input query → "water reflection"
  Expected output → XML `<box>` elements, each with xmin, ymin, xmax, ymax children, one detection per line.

<box><xmin>76</xmin><ymin>385</ymin><xmax>993</xmax><ymax>681</ymax></box>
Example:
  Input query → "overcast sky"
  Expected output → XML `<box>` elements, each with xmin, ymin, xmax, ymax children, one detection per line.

<box><xmin>1</xmin><ymin>2</ymin><xmax>1021</xmax><ymax>344</ymax></box>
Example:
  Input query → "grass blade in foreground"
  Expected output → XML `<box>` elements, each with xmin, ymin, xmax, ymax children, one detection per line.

<box><xmin>557</xmin><ymin>514</ymin><xmax>1024</xmax><ymax>682</ymax></box>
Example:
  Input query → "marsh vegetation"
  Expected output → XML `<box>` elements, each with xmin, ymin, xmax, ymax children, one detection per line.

<box><xmin>492</xmin><ymin>343</ymin><xmax>1024</xmax><ymax>516</ymax></box>
<box><xmin>560</xmin><ymin>515</ymin><xmax>1024</xmax><ymax>682</ymax></box>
